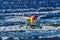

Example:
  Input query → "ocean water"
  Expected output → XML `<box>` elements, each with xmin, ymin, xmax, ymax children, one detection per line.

<box><xmin>0</xmin><ymin>0</ymin><xmax>60</xmax><ymax>40</ymax></box>
<box><xmin>0</xmin><ymin>13</ymin><xmax>60</xmax><ymax>40</ymax></box>
<box><xmin>0</xmin><ymin>13</ymin><xmax>60</xmax><ymax>38</ymax></box>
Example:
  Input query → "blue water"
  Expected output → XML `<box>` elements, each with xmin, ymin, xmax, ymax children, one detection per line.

<box><xmin>0</xmin><ymin>13</ymin><xmax>60</xmax><ymax>38</ymax></box>
<box><xmin>0</xmin><ymin>0</ymin><xmax>60</xmax><ymax>40</ymax></box>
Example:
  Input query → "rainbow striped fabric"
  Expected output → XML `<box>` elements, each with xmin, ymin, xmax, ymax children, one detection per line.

<box><xmin>27</xmin><ymin>16</ymin><xmax>38</xmax><ymax>23</ymax></box>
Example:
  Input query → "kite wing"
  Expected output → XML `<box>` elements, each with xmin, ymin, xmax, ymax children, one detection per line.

<box><xmin>21</xmin><ymin>16</ymin><xmax>41</xmax><ymax>24</ymax></box>
<box><xmin>27</xmin><ymin>16</ymin><xmax>38</xmax><ymax>23</ymax></box>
